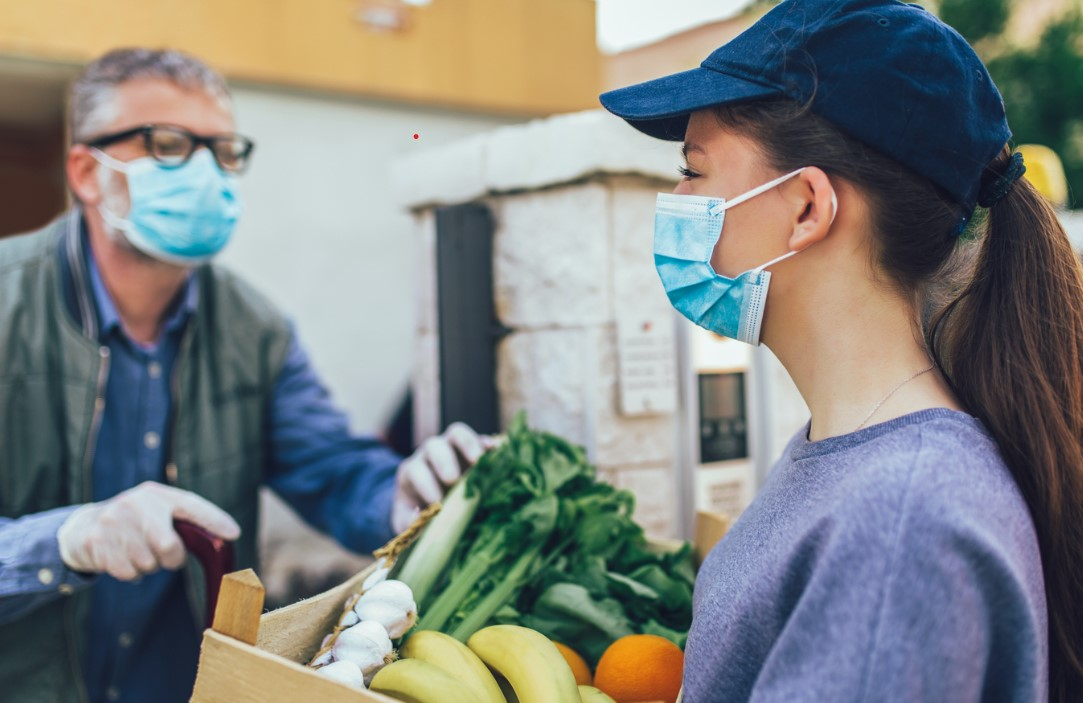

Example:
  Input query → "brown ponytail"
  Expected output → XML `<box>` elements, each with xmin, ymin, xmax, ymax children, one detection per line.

<box><xmin>715</xmin><ymin>100</ymin><xmax>1083</xmax><ymax>701</ymax></box>
<box><xmin>930</xmin><ymin>148</ymin><xmax>1083</xmax><ymax>702</ymax></box>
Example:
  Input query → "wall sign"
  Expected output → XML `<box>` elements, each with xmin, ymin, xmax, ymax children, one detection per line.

<box><xmin>616</xmin><ymin>313</ymin><xmax>677</xmax><ymax>416</ymax></box>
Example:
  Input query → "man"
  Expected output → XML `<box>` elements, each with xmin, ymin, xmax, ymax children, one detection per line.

<box><xmin>0</xmin><ymin>48</ymin><xmax>485</xmax><ymax>703</ymax></box>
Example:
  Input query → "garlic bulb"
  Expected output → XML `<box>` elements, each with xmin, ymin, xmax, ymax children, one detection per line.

<box><xmin>317</xmin><ymin>660</ymin><xmax>366</xmax><ymax>689</ymax></box>
<box><xmin>338</xmin><ymin>609</ymin><xmax>360</xmax><ymax>628</ymax></box>
<box><xmin>362</xmin><ymin>560</ymin><xmax>391</xmax><ymax>592</ymax></box>
<box><xmin>331</xmin><ymin>620</ymin><xmax>393</xmax><ymax>679</ymax></box>
<box><xmin>310</xmin><ymin>649</ymin><xmax>333</xmax><ymax>667</ymax></box>
<box><xmin>353</xmin><ymin>579</ymin><xmax>418</xmax><ymax>639</ymax></box>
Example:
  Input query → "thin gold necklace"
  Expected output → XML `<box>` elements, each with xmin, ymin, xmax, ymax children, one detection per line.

<box><xmin>854</xmin><ymin>364</ymin><xmax>936</xmax><ymax>432</ymax></box>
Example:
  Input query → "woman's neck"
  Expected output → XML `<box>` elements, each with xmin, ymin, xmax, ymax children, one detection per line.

<box><xmin>765</xmin><ymin>270</ymin><xmax>961</xmax><ymax>441</ymax></box>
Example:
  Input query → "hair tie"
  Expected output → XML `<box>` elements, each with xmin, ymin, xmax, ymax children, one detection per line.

<box><xmin>977</xmin><ymin>151</ymin><xmax>1026</xmax><ymax>208</ymax></box>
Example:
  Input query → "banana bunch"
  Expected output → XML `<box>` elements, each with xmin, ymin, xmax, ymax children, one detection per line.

<box><xmin>369</xmin><ymin>625</ymin><xmax>615</xmax><ymax>703</ymax></box>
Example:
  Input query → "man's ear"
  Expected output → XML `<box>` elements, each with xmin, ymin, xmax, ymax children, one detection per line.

<box><xmin>787</xmin><ymin>166</ymin><xmax>837</xmax><ymax>252</ymax></box>
<box><xmin>67</xmin><ymin>145</ymin><xmax>102</xmax><ymax>206</ymax></box>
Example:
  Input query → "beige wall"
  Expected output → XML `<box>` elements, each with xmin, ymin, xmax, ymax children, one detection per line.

<box><xmin>602</xmin><ymin>13</ymin><xmax>760</xmax><ymax>92</ymax></box>
<box><xmin>0</xmin><ymin>0</ymin><xmax>600</xmax><ymax>116</ymax></box>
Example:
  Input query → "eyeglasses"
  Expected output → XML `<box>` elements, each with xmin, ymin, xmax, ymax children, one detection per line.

<box><xmin>82</xmin><ymin>124</ymin><xmax>256</xmax><ymax>174</ymax></box>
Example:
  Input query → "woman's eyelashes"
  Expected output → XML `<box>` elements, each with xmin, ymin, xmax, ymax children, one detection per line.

<box><xmin>678</xmin><ymin>165</ymin><xmax>701</xmax><ymax>180</ymax></box>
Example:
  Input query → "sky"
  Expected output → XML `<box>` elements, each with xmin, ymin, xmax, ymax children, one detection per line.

<box><xmin>596</xmin><ymin>0</ymin><xmax>755</xmax><ymax>53</ymax></box>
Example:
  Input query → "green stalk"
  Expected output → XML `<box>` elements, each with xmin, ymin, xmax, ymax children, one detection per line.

<box><xmin>448</xmin><ymin>542</ymin><xmax>544</xmax><ymax>642</ymax></box>
<box><xmin>394</xmin><ymin>479</ymin><xmax>480</xmax><ymax>608</ymax></box>
<box><xmin>412</xmin><ymin>530</ymin><xmax>508</xmax><ymax>634</ymax></box>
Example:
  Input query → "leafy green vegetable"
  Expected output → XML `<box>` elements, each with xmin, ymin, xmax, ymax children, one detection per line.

<box><xmin>393</xmin><ymin>412</ymin><xmax>695</xmax><ymax>663</ymax></box>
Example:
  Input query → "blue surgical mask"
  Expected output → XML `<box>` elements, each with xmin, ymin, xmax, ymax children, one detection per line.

<box><xmin>93</xmin><ymin>148</ymin><xmax>241</xmax><ymax>266</ymax></box>
<box><xmin>654</xmin><ymin>168</ymin><xmax>831</xmax><ymax>345</ymax></box>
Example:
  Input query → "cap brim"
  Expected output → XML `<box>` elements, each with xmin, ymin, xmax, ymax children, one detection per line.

<box><xmin>599</xmin><ymin>66</ymin><xmax>779</xmax><ymax>141</ymax></box>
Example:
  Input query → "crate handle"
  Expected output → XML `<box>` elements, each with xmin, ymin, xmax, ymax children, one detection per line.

<box><xmin>173</xmin><ymin>518</ymin><xmax>237</xmax><ymax>629</ymax></box>
<box><xmin>173</xmin><ymin>515</ymin><xmax>235</xmax><ymax>623</ymax></box>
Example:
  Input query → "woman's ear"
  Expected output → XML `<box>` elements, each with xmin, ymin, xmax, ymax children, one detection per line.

<box><xmin>787</xmin><ymin>166</ymin><xmax>837</xmax><ymax>252</ymax></box>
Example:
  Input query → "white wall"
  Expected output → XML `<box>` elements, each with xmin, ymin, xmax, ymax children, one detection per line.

<box><xmin>220</xmin><ymin>86</ymin><xmax>524</xmax><ymax>434</ymax></box>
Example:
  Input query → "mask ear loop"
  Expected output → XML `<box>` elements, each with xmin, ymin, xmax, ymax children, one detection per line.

<box><xmin>90</xmin><ymin>147</ymin><xmax>131</xmax><ymax>173</ymax></box>
<box><xmin>89</xmin><ymin>148</ymin><xmax>136</xmax><ymax>233</ymax></box>
<box><xmin>721</xmin><ymin>167</ymin><xmax>807</xmax><ymax>211</ymax></box>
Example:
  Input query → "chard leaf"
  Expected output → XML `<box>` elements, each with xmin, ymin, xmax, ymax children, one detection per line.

<box><xmin>569</xmin><ymin>555</ymin><xmax>610</xmax><ymax>596</ymax></box>
<box><xmin>641</xmin><ymin>618</ymin><xmax>689</xmax><ymax>650</ymax></box>
<box><xmin>605</xmin><ymin>571</ymin><xmax>660</xmax><ymax>602</ymax></box>
<box><xmin>533</xmin><ymin>583</ymin><xmax>634</xmax><ymax>641</ymax></box>
<box><xmin>628</xmin><ymin>564</ymin><xmax>693</xmax><ymax>617</ymax></box>
<box><xmin>539</xmin><ymin>449</ymin><xmax>583</xmax><ymax>493</ymax></box>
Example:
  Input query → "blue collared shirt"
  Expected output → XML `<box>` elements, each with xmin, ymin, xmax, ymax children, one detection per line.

<box><xmin>0</xmin><ymin>236</ymin><xmax>401</xmax><ymax>703</ymax></box>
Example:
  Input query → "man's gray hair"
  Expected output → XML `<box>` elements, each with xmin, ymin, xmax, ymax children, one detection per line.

<box><xmin>70</xmin><ymin>48</ymin><xmax>232</xmax><ymax>143</ymax></box>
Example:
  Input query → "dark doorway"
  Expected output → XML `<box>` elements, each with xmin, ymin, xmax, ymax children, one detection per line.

<box><xmin>0</xmin><ymin>57</ymin><xmax>75</xmax><ymax>238</ymax></box>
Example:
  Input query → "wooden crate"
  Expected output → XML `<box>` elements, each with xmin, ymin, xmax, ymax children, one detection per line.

<box><xmin>189</xmin><ymin>511</ymin><xmax>730</xmax><ymax>702</ymax></box>
<box><xmin>191</xmin><ymin>563</ymin><xmax>396</xmax><ymax>703</ymax></box>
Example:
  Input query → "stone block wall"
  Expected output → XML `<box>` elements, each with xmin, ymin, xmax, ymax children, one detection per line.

<box><xmin>411</xmin><ymin>174</ymin><xmax>681</xmax><ymax>538</ymax></box>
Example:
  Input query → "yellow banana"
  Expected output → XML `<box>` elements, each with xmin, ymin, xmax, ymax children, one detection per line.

<box><xmin>578</xmin><ymin>686</ymin><xmax>617</xmax><ymax>703</ymax></box>
<box><xmin>399</xmin><ymin>630</ymin><xmax>505</xmax><ymax>703</ymax></box>
<box><xmin>368</xmin><ymin>658</ymin><xmax>483</xmax><ymax>703</ymax></box>
<box><xmin>466</xmin><ymin>625</ymin><xmax>580</xmax><ymax>703</ymax></box>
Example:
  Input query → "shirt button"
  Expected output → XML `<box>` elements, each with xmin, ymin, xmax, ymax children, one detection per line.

<box><xmin>118</xmin><ymin>632</ymin><xmax>133</xmax><ymax>648</ymax></box>
<box><xmin>58</xmin><ymin>584</ymin><xmax>74</xmax><ymax>596</ymax></box>
<box><xmin>106</xmin><ymin>686</ymin><xmax>120</xmax><ymax>701</ymax></box>
<box><xmin>165</xmin><ymin>463</ymin><xmax>178</xmax><ymax>483</ymax></box>
<box><xmin>37</xmin><ymin>568</ymin><xmax>54</xmax><ymax>585</ymax></box>
<box><xmin>148</xmin><ymin>361</ymin><xmax>162</xmax><ymax>379</ymax></box>
<box><xmin>144</xmin><ymin>431</ymin><xmax>160</xmax><ymax>450</ymax></box>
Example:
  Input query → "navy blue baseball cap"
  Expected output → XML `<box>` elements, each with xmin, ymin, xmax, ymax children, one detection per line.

<box><xmin>599</xmin><ymin>0</ymin><xmax>1010</xmax><ymax>213</ymax></box>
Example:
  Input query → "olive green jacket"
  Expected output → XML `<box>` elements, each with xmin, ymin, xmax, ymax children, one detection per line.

<box><xmin>0</xmin><ymin>209</ymin><xmax>292</xmax><ymax>702</ymax></box>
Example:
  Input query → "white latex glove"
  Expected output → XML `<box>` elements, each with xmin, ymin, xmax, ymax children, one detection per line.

<box><xmin>57</xmin><ymin>481</ymin><xmax>241</xmax><ymax>581</ymax></box>
<box><xmin>390</xmin><ymin>422</ymin><xmax>495</xmax><ymax>533</ymax></box>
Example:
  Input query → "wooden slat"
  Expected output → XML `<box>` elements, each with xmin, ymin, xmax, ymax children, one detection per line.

<box><xmin>191</xmin><ymin>630</ymin><xmax>398</xmax><ymax>703</ymax></box>
<box><xmin>211</xmin><ymin>569</ymin><xmax>265</xmax><ymax>646</ymax></box>
<box><xmin>256</xmin><ymin>564</ymin><xmax>377</xmax><ymax>662</ymax></box>
<box><xmin>694</xmin><ymin>511</ymin><xmax>731</xmax><ymax>567</ymax></box>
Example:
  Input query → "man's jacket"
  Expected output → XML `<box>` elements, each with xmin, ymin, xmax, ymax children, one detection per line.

<box><xmin>0</xmin><ymin>209</ymin><xmax>292</xmax><ymax>702</ymax></box>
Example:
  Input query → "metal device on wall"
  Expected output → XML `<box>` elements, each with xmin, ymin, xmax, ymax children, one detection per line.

<box><xmin>699</xmin><ymin>371</ymin><xmax>748</xmax><ymax>463</ymax></box>
<box><xmin>676</xmin><ymin>322</ymin><xmax>770</xmax><ymax>541</ymax></box>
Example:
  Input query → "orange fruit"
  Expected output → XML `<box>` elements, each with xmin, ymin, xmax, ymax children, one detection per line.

<box><xmin>554</xmin><ymin>641</ymin><xmax>593</xmax><ymax>686</ymax></box>
<box><xmin>593</xmin><ymin>634</ymin><xmax>684</xmax><ymax>703</ymax></box>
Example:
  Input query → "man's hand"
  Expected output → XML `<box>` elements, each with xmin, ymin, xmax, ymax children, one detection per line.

<box><xmin>391</xmin><ymin>422</ymin><xmax>494</xmax><ymax>533</ymax></box>
<box><xmin>57</xmin><ymin>481</ymin><xmax>241</xmax><ymax>581</ymax></box>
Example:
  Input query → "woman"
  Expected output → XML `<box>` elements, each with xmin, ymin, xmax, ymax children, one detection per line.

<box><xmin>601</xmin><ymin>1</ymin><xmax>1082</xmax><ymax>701</ymax></box>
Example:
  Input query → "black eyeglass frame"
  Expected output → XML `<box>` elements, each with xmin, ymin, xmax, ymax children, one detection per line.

<box><xmin>81</xmin><ymin>124</ymin><xmax>256</xmax><ymax>174</ymax></box>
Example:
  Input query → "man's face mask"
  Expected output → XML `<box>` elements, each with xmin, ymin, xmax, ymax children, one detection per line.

<box><xmin>653</xmin><ymin>168</ymin><xmax>835</xmax><ymax>345</ymax></box>
<box><xmin>93</xmin><ymin>147</ymin><xmax>241</xmax><ymax>267</ymax></box>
